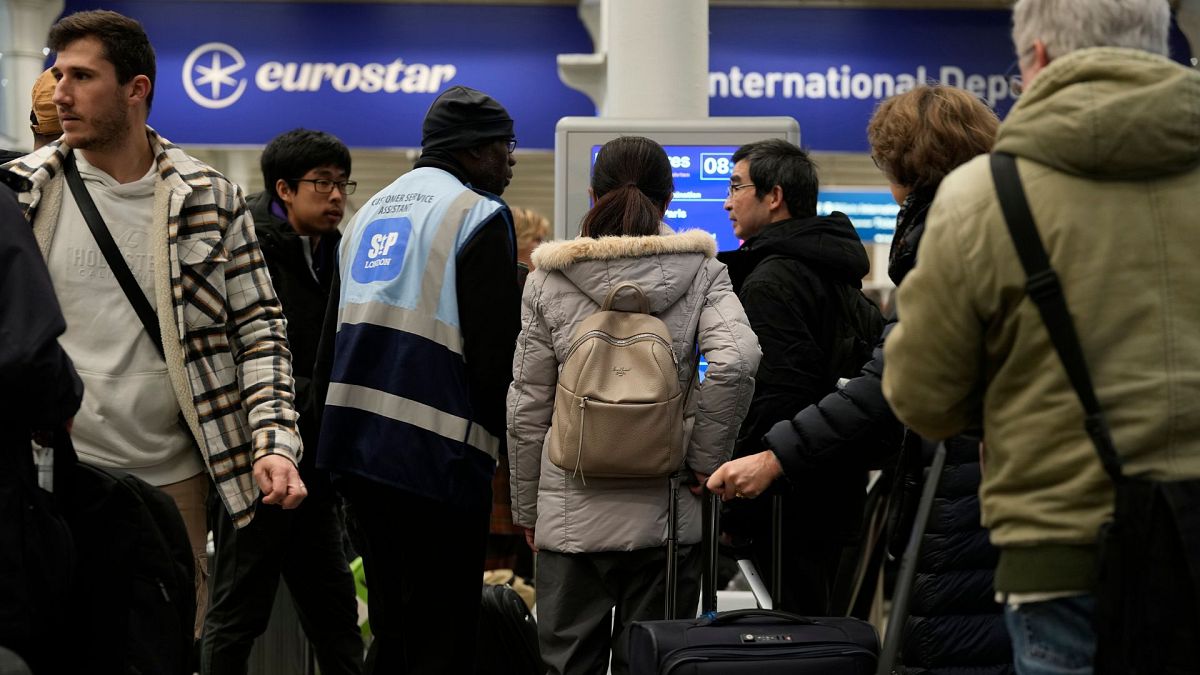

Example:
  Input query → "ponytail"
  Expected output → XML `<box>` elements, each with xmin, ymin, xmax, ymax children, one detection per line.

<box><xmin>580</xmin><ymin>183</ymin><xmax>663</xmax><ymax>238</ymax></box>
<box><xmin>580</xmin><ymin>136</ymin><xmax>673</xmax><ymax>238</ymax></box>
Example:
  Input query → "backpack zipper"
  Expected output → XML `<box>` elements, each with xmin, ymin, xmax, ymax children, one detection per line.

<box><xmin>573</xmin><ymin>397</ymin><xmax>588</xmax><ymax>485</ymax></box>
<box><xmin>566</xmin><ymin>331</ymin><xmax>679</xmax><ymax>366</ymax></box>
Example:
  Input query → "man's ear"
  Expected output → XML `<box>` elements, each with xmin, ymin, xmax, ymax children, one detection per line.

<box><xmin>128</xmin><ymin>74</ymin><xmax>152</xmax><ymax>110</ymax></box>
<box><xmin>275</xmin><ymin>178</ymin><xmax>295</xmax><ymax>207</ymax></box>
<box><xmin>766</xmin><ymin>185</ymin><xmax>785</xmax><ymax>211</ymax></box>
<box><xmin>1032</xmin><ymin>39</ymin><xmax>1051</xmax><ymax>70</ymax></box>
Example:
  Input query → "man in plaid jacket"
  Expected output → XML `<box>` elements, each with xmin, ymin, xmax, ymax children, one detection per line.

<box><xmin>6</xmin><ymin>9</ymin><xmax>305</xmax><ymax>642</ymax></box>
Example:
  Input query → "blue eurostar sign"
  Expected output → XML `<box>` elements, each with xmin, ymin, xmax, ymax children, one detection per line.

<box><xmin>58</xmin><ymin>1</ymin><xmax>1194</xmax><ymax>151</ymax></box>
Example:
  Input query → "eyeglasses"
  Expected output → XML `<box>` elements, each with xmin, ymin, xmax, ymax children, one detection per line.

<box><xmin>1006</xmin><ymin>46</ymin><xmax>1035</xmax><ymax>97</ymax></box>
<box><xmin>504</xmin><ymin>138</ymin><xmax>518</xmax><ymax>153</ymax></box>
<box><xmin>727</xmin><ymin>182</ymin><xmax>755</xmax><ymax>197</ymax></box>
<box><xmin>293</xmin><ymin>178</ymin><xmax>357</xmax><ymax>195</ymax></box>
<box><xmin>1005</xmin><ymin>59</ymin><xmax>1024</xmax><ymax>96</ymax></box>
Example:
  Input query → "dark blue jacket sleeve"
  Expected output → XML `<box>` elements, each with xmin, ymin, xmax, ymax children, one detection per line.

<box><xmin>0</xmin><ymin>184</ymin><xmax>83</xmax><ymax>431</ymax></box>
<box><xmin>761</xmin><ymin>316</ymin><xmax>899</xmax><ymax>478</ymax></box>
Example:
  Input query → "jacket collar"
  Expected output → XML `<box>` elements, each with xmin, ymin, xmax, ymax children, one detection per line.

<box><xmin>531</xmin><ymin>229</ymin><xmax>716</xmax><ymax>272</ymax></box>
<box><xmin>7</xmin><ymin>126</ymin><xmax>210</xmax><ymax>202</ymax></box>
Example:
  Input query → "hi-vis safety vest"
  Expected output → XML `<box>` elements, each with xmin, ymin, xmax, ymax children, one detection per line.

<box><xmin>318</xmin><ymin>167</ymin><xmax>506</xmax><ymax>510</ymax></box>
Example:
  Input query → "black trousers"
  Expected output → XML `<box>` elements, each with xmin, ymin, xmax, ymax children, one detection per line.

<box><xmin>201</xmin><ymin>491</ymin><xmax>362</xmax><ymax>675</ymax></box>
<box><xmin>337</xmin><ymin>476</ymin><xmax>490</xmax><ymax>675</ymax></box>
<box><xmin>536</xmin><ymin>545</ymin><xmax>701</xmax><ymax>675</ymax></box>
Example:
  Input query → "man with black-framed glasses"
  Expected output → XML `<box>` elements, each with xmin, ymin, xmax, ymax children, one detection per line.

<box><xmin>711</xmin><ymin>138</ymin><xmax>883</xmax><ymax>615</ymax></box>
<box><xmin>202</xmin><ymin>128</ymin><xmax>363</xmax><ymax>675</ymax></box>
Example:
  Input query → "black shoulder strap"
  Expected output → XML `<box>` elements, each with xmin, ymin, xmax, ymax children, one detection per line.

<box><xmin>63</xmin><ymin>151</ymin><xmax>164</xmax><ymax>359</ymax></box>
<box><xmin>989</xmin><ymin>152</ymin><xmax>1124</xmax><ymax>482</ymax></box>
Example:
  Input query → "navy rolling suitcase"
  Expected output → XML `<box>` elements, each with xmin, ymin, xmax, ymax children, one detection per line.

<box><xmin>628</xmin><ymin>486</ymin><xmax>882</xmax><ymax>674</ymax></box>
<box><xmin>629</xmin><ymin>607</ymin><xmax>878</xmax><ymax>673</ymax></box>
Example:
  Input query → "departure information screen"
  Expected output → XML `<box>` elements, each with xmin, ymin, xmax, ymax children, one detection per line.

<box><xmin>592</xmin><ymin>144</ymin><xmax>741</xmax><ymax>251</ymax></box>
<box><xmin>590</xmin><ymin>144</ymin><xmax>898</xmax><ymax>250</ymax></box>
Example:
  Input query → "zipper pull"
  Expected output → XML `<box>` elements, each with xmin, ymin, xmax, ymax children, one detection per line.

<box><xmin>573</xmin><ymin>397</ymin><xmax>588</xmax><ymax>486</ymax></box>
<box><xmin>158</xmin><ymin>580</ymin><xmax>170</xmax><ymax>602</ymax></box>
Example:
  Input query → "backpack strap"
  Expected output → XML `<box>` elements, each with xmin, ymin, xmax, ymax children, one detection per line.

<box><xmin>989</xmin><ymin>152</ymin><xmax>1124</xmax><ymax>483</ymax></box>
<box><xmin>601</xmin><ymin>282</ymin><xmax>650</xmax><ymax>313</ymax></box>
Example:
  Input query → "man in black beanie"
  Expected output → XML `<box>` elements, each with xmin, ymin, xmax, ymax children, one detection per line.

<box><xmin>314</xmin><ymin>85</ymin><xmax>521</xmax><ymax>674</ymax></box>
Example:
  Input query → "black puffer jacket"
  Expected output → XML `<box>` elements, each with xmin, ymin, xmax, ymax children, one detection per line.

<box><xmin>759</xmin><ymin>191</ymin><xmax>1011</xmax><ymax>671</ymax></box>
<box><xmin>760</xmin><ymin>188</ymin><xmax>935</xmax><ymax>473</ymax></box>
<box><xmin>898</xmin><ymin>439</ymin><xmax>1012</xmax><ymax>674</ymax></box>
<box><xmin>719</xmin><ymin>212</ymin><xmax>883</xmax><ymax>542</ymax></box>
<box><xmin>886</xmin><ymin>193</ymin><xmax>1010</xmax><ymax>673</ymax></box>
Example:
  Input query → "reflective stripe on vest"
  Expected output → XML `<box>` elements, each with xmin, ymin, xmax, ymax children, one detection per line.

<box><xmin>326</xmin><ymin>382</ymin><xmax>499</xmax><ymax>458</ymax></box>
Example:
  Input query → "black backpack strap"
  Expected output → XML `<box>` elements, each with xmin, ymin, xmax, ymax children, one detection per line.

<box><xmin>989</xmin><ymin>152</ymin><xmax>1124</xmax><ymax>483</ymax></box>
<box><xmin>62</xmin><ymin>151</ymin><xmax>164</xmax><ymax>359</ymax></box>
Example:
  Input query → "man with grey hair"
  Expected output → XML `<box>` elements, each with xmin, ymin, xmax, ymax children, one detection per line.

<box><xmin>882</xmin><ymin>0</ymin><xmax>1200</xmax><ymax>672</ymax></box>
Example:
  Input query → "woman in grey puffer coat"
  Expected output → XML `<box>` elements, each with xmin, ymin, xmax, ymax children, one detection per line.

<box><xmin>507</xmin><ymin>136</ymin><xmax>760</xmax><ymax>675</ymax></box>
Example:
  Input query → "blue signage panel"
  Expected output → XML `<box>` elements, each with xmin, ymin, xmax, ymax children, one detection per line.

<box><xmin>59</xmin><ymin>0</ymin><xmax>596</xmax><ymax>149</ymax></box>
<box><xmin>56</xmin><ymin>2</ymin><xmax>1194</xmax><ymax>151</ymax></box>
<box><xmin>709</xmin><ymin>8</ymin><xmax>1017</xmax><ymax>152</ymax></box>
<box><xmin>819</xmin><ymin>189</ymin><xmax>899</xmax><ymax>244</ymax></box>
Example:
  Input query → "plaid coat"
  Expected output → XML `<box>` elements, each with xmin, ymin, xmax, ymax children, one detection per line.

<box><xmin>7</xmin><ymin>128</ymin><xmax>301</xmax><ymax>527</ymax></box>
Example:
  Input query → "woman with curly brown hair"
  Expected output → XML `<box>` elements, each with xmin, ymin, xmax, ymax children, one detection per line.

<box><xmin>869</xmin><ymin>85</ymin><xmax>1012</xmax><ymax>674</ymax></box>
<box><xmin>868</xmin><ymin>84</ymin><xmax>1000</xmax><ymax>281</ymax></box>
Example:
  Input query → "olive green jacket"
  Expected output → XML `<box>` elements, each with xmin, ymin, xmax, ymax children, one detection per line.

<box><xmin>882</xmin><ymin>48</ymin><xmax>1200</xmax><ymax>593</ymax></box>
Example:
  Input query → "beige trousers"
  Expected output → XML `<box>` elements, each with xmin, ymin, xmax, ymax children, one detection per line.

<box><xmin>159</xmin><ymin>472</ymin><xmax>211</xmax><ymax>640</ymax></box>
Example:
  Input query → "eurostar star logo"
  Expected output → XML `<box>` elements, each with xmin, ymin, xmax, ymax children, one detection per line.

<box><xmin>182</xmin><ymin>42</ymin><xmax>247</xmax><ymax>109</ymax></box>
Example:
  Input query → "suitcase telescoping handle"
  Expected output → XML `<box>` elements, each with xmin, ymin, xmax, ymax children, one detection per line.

<box><xmin>702</xmin><ymin>489</ymin><xmax>720</xmax><ymax>615</ymax></box>
<box><xmin>876</xmin><ymin>441</ymin><xmax>947</xmax><ymax>675</ymax></box>
<box><xmin>665</xmin><ymin>477</ymin><xmax>679</xmax><ymax>618</ymax></box>
<box><xmin>666</xmin><ymin>477</ymin><xmax>722</xmax><ymax>619</ymax></box>
<box><xmin>771</xmin><ymin>493</ymin><xmax>783</xmax><ymax>603</ymax></box>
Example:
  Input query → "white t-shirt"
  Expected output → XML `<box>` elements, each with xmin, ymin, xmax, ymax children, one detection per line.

<box><xmin>47</xmin><ymin>150</ymin><xmax>202</xmax><ymax>486</ymax></box>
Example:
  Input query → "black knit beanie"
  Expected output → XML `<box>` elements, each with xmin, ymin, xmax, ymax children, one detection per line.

<box><xmin>421</xmin><ymin>86</ymin><xmax>514</xmax><ymax>151</ymax></box>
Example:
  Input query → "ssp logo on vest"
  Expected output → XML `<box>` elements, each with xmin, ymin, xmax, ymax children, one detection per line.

<box><xmin>352</xmin><ymin>217</ymin><xmax>412</xmax><ymax>283</ymax></box>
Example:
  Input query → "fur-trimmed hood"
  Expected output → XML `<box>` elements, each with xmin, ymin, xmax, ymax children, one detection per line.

<box><xmin>529</xmin><ymin>229</ymin><xmax>719</xmax><ymax>314</ymax></box>
<box><xmin>531</xmin><ymin>228</ymin><xmax>716</xmax><ymax>271</ymax></box>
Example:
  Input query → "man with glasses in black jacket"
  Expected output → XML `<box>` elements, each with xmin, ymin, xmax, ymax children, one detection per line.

<box><xmin>202</xmin><ymin>129</ymin><xmax>362</xmax><ymax>675</ymax></box>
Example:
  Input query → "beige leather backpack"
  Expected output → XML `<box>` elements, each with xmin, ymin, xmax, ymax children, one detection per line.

<box><xmin>548</xmin><ymin>282</ymin><xmax>689</xmax><ymax>481</ymax></box>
